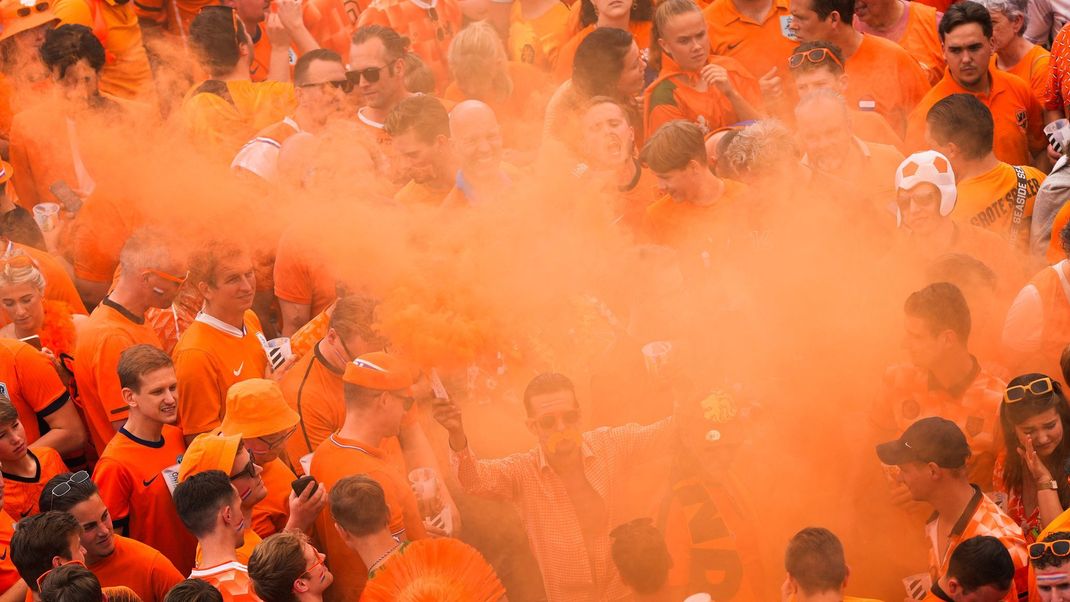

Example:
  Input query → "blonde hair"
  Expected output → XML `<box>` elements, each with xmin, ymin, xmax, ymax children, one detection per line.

<box><xmin>0</xmin><ymin>252</ymin><xmax>46</xmax><ymax>292</ymax></box>
<box><xmin>447</xmin><ymin>22</ymin><xmax>512</xmax><ymax>99</ymax></box>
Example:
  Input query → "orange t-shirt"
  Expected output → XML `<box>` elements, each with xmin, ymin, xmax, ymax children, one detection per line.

<box><xmin>845</xmin><ymin>33</ymin><xmax>931</xmax><ymax>136</ymax></box>
<box><xmin>642</xmin><ymin>178</ymin><xmax>749</xmax><ymax>253</ymax></box>
<box><xmin>851</xmin><ymin>109</ymin><xmax>904</xmax><ymax>149</ymax></box>
<box><xmin>553</xmin><ymin>21</ymin><xmax>653</xmax><ymax>83</ymax></box>
<box><xmin>0</xmin><ymin>242</ymin><xmax>87</xmax><ymax>330</ymax></box>
<box><xmin>508</xmin><ymin>0</ymin><xmax>571</xmax><ymax>69</ymax></box>
<box><xmin>2</xmin><ymin>447</ymin><xmax>68</xmax><ymax>520</ymax></box>
<box><xmin>92</xmin><ymin>425</ymin><xmax>197</xmax><ymax>575</ymax></box>
<box><xmin>393</xmin><ymin>180</ymin><xmax>452</xmax><ymax>207</ymax></box>
<box><xmin>857</xmin><ymin>2</ymin><xmax>945</xmax><ymax>85</ymax></box>
<box><xmin>73</xmin><ymin>299</ymin><xmax>164</xmax><ymax>455</ymax></box>
<box><xmin>703</xmin><ymin>0</ymin><xmax>795</xmax><ymax>81</ymax></box>
<box><xmin>0</xmin><ymin>339</ymin><xmax>71</xmax><ymax>446</ymax></box>
<box><xmin>356</xmin><ymin>0</ymin><xmax>461</xmax><ymax>92</ymax></box>
<box><xmin>906</xmin><ymin>68</ymin><xmax>1046</xmax><ymax>167</ymax></box>
<box><xmin>1001</xmin><ymin>43</ymin><xmax>1051</xmax><ymax>106</ymax></box>
<box><xmin>92</xmin><ymin>535</ymin><xmax>184</xmax><ymax>602</ymax></box>
<box><xmin>954</xmin><ymin>162</ymin><xmax>1045</xmax><ymax>252</ymax></box>
<box><xmin>180</xmin><ymin>80</ymin><xmax>297</xmax><ymax>159</ymax></box>
<box><xmin>274</xmin><ymin>225</ymin><xmax>338</xmax><ymax>319</ymax></box>
<box><xmin>50</xmin><ymin>0</ymin><xmax>155</xmax><ymax>101</ymax></box>
<box><xmin>644</xmin><ymin>56</ymin><xmax>763</xmax><ymax>137</ymax></box>
<box><xmin>249</xmin><ymin>458</ymin><xmax>295</xmax><ymax>538</ymax></box>
<box><xmin>188</xmin><ymin>562</ymin><xmax>261</xmax><ymax>602</ymax></box>
<box><xmin>69</xmin><ymin>188</ymin><xmax>143</xmax><ymax>284</ymax></box>
<box><xmin>172</xmin><ymin>311</ymin><xmax>270</xmax><ymax>437</ymax></box>
<box><xmin>311</xmin><ymin>434</ymin><xmax>427</xmax><ymax>602</ymax></box>
<box><xmin>0</xmin><ymin>510</ymin><xmax>19</xmax><ymax>593</ymax></box>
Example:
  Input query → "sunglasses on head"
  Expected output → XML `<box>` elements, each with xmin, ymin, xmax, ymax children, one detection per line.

<box><xmin>1031</xmin><ymin>540</ymin><xmax>1070</xmax><ymax>560</ymax></box>
<box><xmin>788</xmin><ymin>47</ymin><xmax>843</xmax><ymax>70</ymax></box>
<box><xmin>49</xmin><ymin>471</ymin><xmax>90</xmax><ymax>510</ymax></box>
<box><xmin>16</xmin><ymin>1</ymin><xmax>49</xmax><ymax>17</ymax></box>
<box><xmin>0</xmin><ymin>254</ymin><xmax>35</xmax><ymax>271</ymax></box>
<box><xmin>1004</xmin><ymin>376</ymin><xmax>1055</xmax><ymax>404</ymax></box>
<box><xmin>537</xmin><ymin>410</ymin><xmax>580</xmax><ymax>430</ymax></box>
<box><xmin>144</xmin><ymin>268</ymin><xmax>188</xmax><ymax>285</ymax></box>
<box><xmin>299</xmin><ymin>79</ymin><xmax>355</xmax><ymax>93</ymax></box>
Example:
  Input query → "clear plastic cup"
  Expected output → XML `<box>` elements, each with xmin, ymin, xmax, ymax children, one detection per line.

<box><xmin>641</xmin><ymin>341</ymin><xmax>673</xmax><ymax>377</ymax></box>
<box><xmin>32</xmin><ymin>203</ymin><xmax>60</xmax><ymax>233</ymax></box>
<box><xmin>265</xmin><ymin>337</ymin><xmax>292</xmax><ymax>369</ymax></box>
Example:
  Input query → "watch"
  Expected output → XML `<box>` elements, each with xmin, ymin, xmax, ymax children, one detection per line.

<box><xmin>1039</xmin><ymin>479</ymin><xmax>1059</xmax><ymax>491</ymax></box>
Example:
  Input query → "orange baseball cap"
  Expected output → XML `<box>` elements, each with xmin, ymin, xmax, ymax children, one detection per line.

<box><xmin>219</xmin><ymin>379</ymin><xmax>299</xmax><ymax>439</ymax></box>
<box><xmin>178</xmin><ymin>432</ymin><xmax>242</xmax><ymax>483</ymax></box>
<box><xmin>0</xmin><ymin>0</ymin><xmax>59</xmax><ymax>42</ymax></box>
<box><xmin>342</xmin><ymin>352</ymin><xmax>415</xmax><ymax>393</ymax></box>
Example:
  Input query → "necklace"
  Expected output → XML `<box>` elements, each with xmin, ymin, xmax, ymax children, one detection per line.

<box><xmin>367</xmin><ymin>538</ymin><xmax>402</xmax><ymax>574</ymax></box>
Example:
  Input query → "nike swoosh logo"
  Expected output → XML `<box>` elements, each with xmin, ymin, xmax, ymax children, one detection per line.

<box><xmin>143</xmin><ymin>474</ymin><xmax>159</xmax><ymax>487</ymax></box>
<box><xmin>233</xmin><ymin>362</ymin><xmax>244</xmax><ymax>376</ymax></box>
<box><xmin>0</xmin><ymin>549</ymin><xmax>8</xmax><ymax>561</ymax></box>
<box><xmin>726</xmin><ymin>41</ymin><xmax>742</xmax><ymax>50</ymax></box>
<box><xmin>19</xmin><ymin>508</ymin><xmax>30</xmax><ymax>518</ymax></box>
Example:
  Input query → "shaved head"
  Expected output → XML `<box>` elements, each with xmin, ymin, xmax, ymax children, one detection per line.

<box><xmin>449</xmin><ymin>100</ymin><xmax>503</xmax><ymax>181</ymax></box>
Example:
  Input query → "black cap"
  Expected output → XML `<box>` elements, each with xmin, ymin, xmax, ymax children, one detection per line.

<box><xmin>875</xmin><ymin>417</ymin><xmax>970</xmax><ymax>468</ymax></box>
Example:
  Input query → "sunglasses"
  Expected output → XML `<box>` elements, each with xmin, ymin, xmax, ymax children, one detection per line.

<box><xmin>0</xmin><ymin>254</ymin><xmax>35</xmax><ymax>270</ymax></box>
<box><xmin>16</xmin><ymin>1</ymin><xmax>49</xmax><ymax>17</ymax></box>
<box><xmin>302</xmin><ymin>552</ymin><xmax>326</xmax><ymax>578</ymax></box>
<box><xmin>144</xmin><ymin>268</ymin><xmax>188</xmax><ymax>285</ymax></box>
<box><xmin>1005</xmin><ymin>376</ymin><xmax>1054</xmax><ymax>404</ymax></box>
<box><xmin>256</xmin><ymin>427</ymin><xmax>298</xmax><ymax>450</ymax></box>
<box><xmin>36</xmin><ymin>560</ymin><xmax>87</xmax><ymax>591</ymax></box>
<box><xmin>230</xmin><ymin>458</ymin><xmax>258</xmax><ymax>481</ymax></box>
<box><xmin>536</xmin><ymin>410</ymin><xmax>580</xmax><ymax>430</ymax></box>
<box><xmin>299</xmin><ymin>79</ymin><xmax>354</xmax><ymax>93</ymax></box>
<box><xmin>788</xmin><ymin>47</ymin><xmax>843</xmax><ymax>70</ymax></box>
<box><xmin>346</xmin><ymin>65</ymin><xmax>391</xmax><ymax>85</ymax></box>
<box><xmin>49</xmin><ymin>471</ymin><xmax>90</xmax><ymax>509</ymax></box>
<box><xmin>1031</xmin><ymin>540</ymin><xmax>1070</xmax><ymax>560</ymax></box>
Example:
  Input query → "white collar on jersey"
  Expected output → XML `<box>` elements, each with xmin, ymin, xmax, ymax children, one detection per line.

<box><xmin>194</xmin><ymin>312</ymin><xmax>247</xmax><ymax>338</ymax></box>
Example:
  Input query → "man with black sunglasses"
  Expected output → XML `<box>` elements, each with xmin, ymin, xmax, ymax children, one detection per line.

<box><xmin>1032</xmin><ymin>531</ymin><xmax>1070</xmax><ymax>601</ymax></box>
<box><xmin>349</xmin><ymin>25</ymin><xmax>414</xmax><ymax>151</ymax></box>
<box><xmin>355</xmin><ymin>0</ymin><xmax>460</xmax><ymax>91</ymax></box>
<box><xmin>309</xmin><ymin>351</ymin><xmax>428</xmax><ymax>601</ymax></box>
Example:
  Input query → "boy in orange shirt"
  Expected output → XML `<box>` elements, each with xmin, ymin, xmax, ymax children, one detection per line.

<box><xmin>38</xmin><ymin>472</ymin><xmax>185</xmax><ymax>602</ymax></box>
<box><xmin>384</xmin><ymin>95</ymin><xmax>457</xmax><ymax>208</ymax></box>
<box><xmin>0</xmin><ymin>339</ymin><xmax>85</xmax><ymax>456</ymax></box>
<box><xmin>10</xmin><ymin>512</ymin><xmax>86</xmax><ymax>600</ymax></box>
<box><xmin>93</xmin><ymin>345</ymin><xmax>197</xmax><ymax>575</ymax></box>
<box><xmin>0</xmin><ymin>396</ymin><xmax>67</xmax><ymax>519</ymax></box>
<box><xmin>310</xmin><ymin>352</ymin><xmax>428</xmax><ymax>602</ymax></box>
<box><xmin>173</xmin><ymin>241</ymin><xmax>290</xmax><ymax>442</ymax></box>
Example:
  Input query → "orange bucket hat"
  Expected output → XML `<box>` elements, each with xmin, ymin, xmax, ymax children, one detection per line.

<box><xmin>0</xmin><ymin>0</ymin><xmax>59</xmax><ymax>43</ymax></box>
<box><xmin>178</xmin><ymin>432</ymin><xmax>242</xmax><ymax>483</ymax></box>
<box><xmin>342</xmin><ymin>352</ymin><xmax>415</xmax><ymax>393</ymax></box>
<box><xmin>219</xmin><ymin>378</ymin><xmax>299</xmax><ymax>439</ymax></box>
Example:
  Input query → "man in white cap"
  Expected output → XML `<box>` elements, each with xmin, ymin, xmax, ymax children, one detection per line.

<box><xmin>1030</xmin><ymin>119</ymin><xmax>1070</xmax><ymax>257</ymax></box>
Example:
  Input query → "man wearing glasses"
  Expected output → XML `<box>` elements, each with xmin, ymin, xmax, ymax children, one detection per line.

<box><xmin>1032</xmin><ymin>532</ymin><xmax>1070</xmax><ymax>601</ymax></box>
<box><xmin>232</xmin><ymin>48</ymin><xmax>352</xmax><ymax>185</ymax></box>
<box><xmin>73</xmin><ymin>229</ymin><xmax>185</xmax><ymax>457</ymax></box>
<box><xmin>218</xmin><ymin>378</ymin><xmax>326</xmax><ymax>540</ymax></box>
<box><xmin>431</xmin><ymin>372</ymin><xmax>674</xmax><ymax>602</ymax></box>
<box><xmin>876</xmin><ymin>417</ymin><xmax>1029</xmax><ymax>600</ymax></box>
<box><xmin>309</xmin><ymin>351</ymin><xmax>427</xmax><ymax>602</ymax></box>
<box><xmin>348</xmin><ymin>25</ymin><xmax>414</xmax><ymax>153</ymax></box>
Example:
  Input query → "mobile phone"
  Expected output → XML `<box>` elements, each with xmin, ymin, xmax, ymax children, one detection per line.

<box><xmin>48</xmin><ymin>180</ymin><xmax>83</xmax><ymax>213</ymax></box>
<box><xmin>291</xmin><ymin>475</ymin><xmax>318</xmax><ymax>497</ymax></box>
<box><xmin>19</xmin><ymin>335</ymin><xmax>41</xmax><ymax>350</ymax></box>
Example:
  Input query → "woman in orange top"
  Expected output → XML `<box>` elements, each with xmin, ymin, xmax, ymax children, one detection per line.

<box><xmin>552</xmin><ymin>0</ymin><xmax>653</xmax><ymax>82</ymax></box>
<box><xmin>980</xmin><ymin>0</ymin><xmax>1051</xmax><ymax>106</ymax></box>
<box><xmin>0</xmin><ymin>253</ymin><xmax>85</xmax><ymax>388</ymax></box>
<box><xmin>508</xmin><ymin>0</ymin><xmax>571</xmax><ymax>69</ymax></box>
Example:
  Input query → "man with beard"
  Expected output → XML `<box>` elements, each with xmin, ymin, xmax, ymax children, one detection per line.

<box><xmin>383</xmin><ymin>95</ymin><xmax>456</xmax><ymax>207</ymax></box>
<box><xmin>431</xmin><ymin>372</ymin><xmax>674</xmax><ymax>602</ymax></box>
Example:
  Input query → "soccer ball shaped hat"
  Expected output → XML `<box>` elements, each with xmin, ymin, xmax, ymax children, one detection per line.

<box><xmin>894</xmin><ymin>150</ymin><xmax>956</xmax><ymax>226</ymax></box>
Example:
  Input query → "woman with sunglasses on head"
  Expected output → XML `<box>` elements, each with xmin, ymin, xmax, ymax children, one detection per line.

<box><xmin>0</xmin><ymin>252</ymin><xmax>85</xmax><ymax>387</ymax></box>
<box><xmin>994</xmin><ymin>373</ymin><xmax>1070</xmax><ymax>542</ymax></box>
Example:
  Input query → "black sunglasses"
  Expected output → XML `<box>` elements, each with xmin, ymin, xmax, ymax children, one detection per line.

<box><xmin>16</xmin><ymin>1</ymin><xmax>50</xmax><ymax>16</ymax></box>
<box><xmin>230</xmin><ymin>459</ymin><xmax>257</xmax><ymax>481</ymax></box>
<box><xmin>346</xmin><ymin>64</ymin><xmax>393</xmax><ymax>85</ymax></box>
<box><xmin>537</xmin><ymin>410</ymin><xmax>580</xmax><ymax>430</ymax></box>
<box><xmin>299</xmin><ymin>79</ymin><xmax>354</xmax><ymax>93</ymax></box>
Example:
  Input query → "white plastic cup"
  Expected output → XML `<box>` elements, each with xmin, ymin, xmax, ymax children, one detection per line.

<box><xmin>265</xmin><ymin>337</ymin><xmax>292</xmax><ymax>369</ymax></box>
<box><xmin>32</xmin><ymin>203</ymin><xmax>60</xmax><ymax>233</ymax></box>
<box><xmin>641</xmin><ymin>341</ymin><xmax>673</xmax><ymax>377</ymax></box>
<box><xmin>683</xmin><ymin>594</ymin><xmax>712</xmax><ymax>602</ymax></box>
<box><xmin>903</xmin><ymin>573</ymin><xmax>932</xmax><ymax>600</ymax></box>
<box><xmin>408</xmin><ymin>467</ymin><xmax>438</xmax><ymax>502</ymax></box>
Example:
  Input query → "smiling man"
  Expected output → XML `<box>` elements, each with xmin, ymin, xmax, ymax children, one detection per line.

<box><xmin>92</xmin><ymin>345</ymin><xmax>197</xmax><ymax>575</ymax></box>
<box><xmin>442</xmin><ymin>100</ymin><xmax>511</xmax><ymax>208</ymax></box>
<box><xmin>39</xmin><ymin>473</ymin><xmax>184</xmax><ymax>602</ymax></box>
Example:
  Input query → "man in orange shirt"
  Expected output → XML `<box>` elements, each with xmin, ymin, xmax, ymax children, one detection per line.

<box><xmin>703</xmin><ymin>0</ymin><xmax>795</xmax><ymax>82</ymax></box>
<box><xmin>384</xmin><ymin>95</ymin><xmax>457</xmax><ymax>208</ymax></box>
<box><xmin>173</xmin><ymin>240</ymin><xmax>287</xmax><ymax>442</ymax></box>
<box><xmin>786</xmin><ymin>42</ymin><xmax>902</xmax><ymax>147</ymax></box>
<box><xmin>876</xmin><ymin>417</ymin><xmax>1029</xmax><ymax>598</ymax></box>
<box><xmin>180</xmin><ymin>6</ymin><xmax>296</xmax><ymax>159</ymax></box>
<box><xmin>442</xmin><ymin>100</ymin><xmax>513</xmax><ymax>208</ymax></box>
<box><xmin>0</xmin><ymin>340</ymin><xmax>85</xmax><ymax>456</ymax></box>
<box><xmin>356</xmin><ymin>0</ymin><xmax>460</xmax><ymax>90</ymax></box>
<box><xmin>74</xmin><ymin>230</ymin><xmax>185</xmax><ymax>455</ymax></box>
<box><xmin>93</xmin><ymin>345</ymin><xmax>197</xmax><ymax>575</ymax></box>
<box><xmin>855</xmin><ymin>0</ymin><xmax>945</xmax><ymax>85</ymax></box>
<box><xmin>38</xmin><ymin>473</ymin><xmax>185</xmax><ymax>602</ymax></box>
<box><xmin>173</xmin><ymin>470</ymin><xmax>256</xmax><ymax>598</ymax></box>
<box><xmin>309</xmin><ymin>352</ymin><xmax>428</xmax><ymax>602</ymax></box>
<box><xmin>10</xmin><ymin>512</ymin><xmax>86</xmax><ymax>600</ymax></box>
<box><xmin>1002</xmin><ymin>231</ymin><xmax>1070</xmax><ymax>383</ymax></box>
<box><xmin>347</xmin><ymin>24</ymin><xmax>413</xmax><ymax>176</ymax></box>
<box><xmin>789</xmin><ymin>0</ymin><xmax>931</xmax><ymax>134</ymax></box>
<box><xmin>50</xmin><ymin>0</ymin><xmax>154</xmax><ymax>100</ymax></box>
<box><xmin>872</xmin><ymin>283</ymin><xmax>1007</xmax><ymax>490</ymax></box>
<box><xmin>640</xmin><ymin>120</ymin><xmax>748</xmax><ymax>268</ymax></box>
<box><xmin>782</xmin><ymin>528</ymin><xmax>887</xmax><ymax>601</ymax></box>
<box><xmin>922</xmin><ymin>536</ymin><xmax>1016</xmax><ymax>601</ymax></box>
<box><xmin>924</xmin><ymin>94</ymin><xmax>1045</xmax><ymax>252</ymax></box>
<box><xmin>218</xmin><ymin>379</ymin><xmax>302</xmax><ymax>539</ymax></box>
<box><xmin>645</xmin><ymin>0</ymin><xmax>763</xmax><ymax>137</ymax></box>
<box><xmin>906</xmin><ymin>2</ymin><xmax>1045</xmax><ymax>167</ymax></box>
<box><xmin>0</xmin><ymin>397</ymin><xmax>67</xmax><ymax>520</ymax></box>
